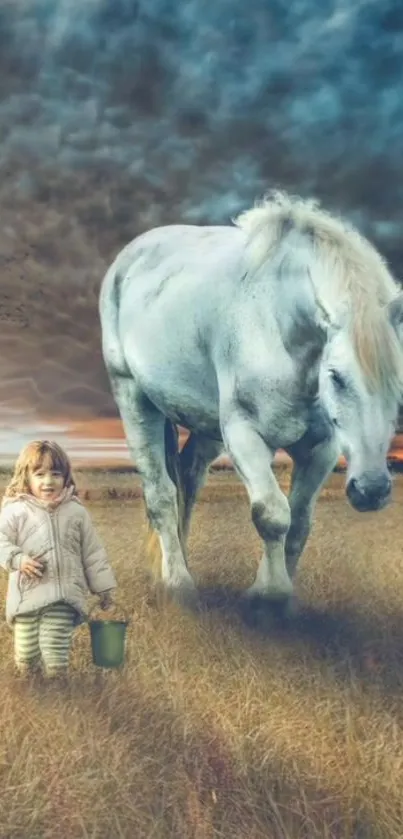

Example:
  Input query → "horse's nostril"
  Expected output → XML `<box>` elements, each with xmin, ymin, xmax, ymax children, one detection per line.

<box><xmin>347</xmin><ymin>472</ymin><xmax>392</xmax><ymax>512</ymax></box>
<box><xmin>366</xmin><ymin>474</ymin><xmax>392</xmax><ymax>501</ymax></box>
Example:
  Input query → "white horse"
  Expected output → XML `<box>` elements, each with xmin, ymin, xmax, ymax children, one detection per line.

<box><xmin>99</xmin><ymin>191</ymin><xmax>403</xmax><ymax>612</ymax></box>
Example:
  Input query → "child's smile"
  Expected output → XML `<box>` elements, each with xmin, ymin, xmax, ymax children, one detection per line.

<box><xmin>29</xmin><ymin>465</ymin><xmax>65</xmax><ymax>502</ymax></box>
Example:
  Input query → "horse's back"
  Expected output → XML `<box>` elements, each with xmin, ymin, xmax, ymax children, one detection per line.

<box><xmin>116</xmin><ymin>223</ymin><xmax>244</xmax><ymax>294</ymax></box>
<box><xmin>113</xmin><ymin>222</ymin><xmax>246</xmax><ymax>371</ymax></box>
<box><xmin>100</xmin><ymin>222</ymin><xmax>246</xmax><ymax>433</ymax></box>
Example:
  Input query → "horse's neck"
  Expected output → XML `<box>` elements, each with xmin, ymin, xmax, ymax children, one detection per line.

<box><xmin>235</xmin><ymin>289</ymin><xmax>324</xmax><ymax>403</ymax></box>
<box><xmin>270</xmin><ymin>285</ymin><xmax>326</xmax><ymax>386</ymax></box>
<box><xmin>294</xmin><ymin>340</ymin><xmax>323</xmax><ymax>399</ymax></box>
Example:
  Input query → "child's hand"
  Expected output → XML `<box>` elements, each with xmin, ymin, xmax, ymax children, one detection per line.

<box><xmin>20</xmin><ymin>554</ymin><xmax>46</xmax><ymax>578</ymax></box>
<box><xmin>98</xmin><ymin>592</ymin><xmax>113</xmax><ymax>610</ymax></box>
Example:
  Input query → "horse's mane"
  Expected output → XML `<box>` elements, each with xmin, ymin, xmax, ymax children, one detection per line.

<box><xmin>234</xmin><ymin>190</ymin><xmax>403</xmax><ymax>399</ymax></box>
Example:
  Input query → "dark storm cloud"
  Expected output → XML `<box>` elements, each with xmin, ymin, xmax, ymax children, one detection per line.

<box><xmin>1</xmin><ymin>0</ymin><xmax>403</xmax><ymax>236</ymax></box>
<box><xmin>0</xmin><ymin>0</ymin><xmax>403</xmax><ymax>420</ymax></box>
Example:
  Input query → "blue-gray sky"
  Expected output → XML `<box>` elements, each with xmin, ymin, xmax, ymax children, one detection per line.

<box><xmin>0</xmin><ymin>0</ymin><xmax>402</xmax><ymax>420</ymax></box>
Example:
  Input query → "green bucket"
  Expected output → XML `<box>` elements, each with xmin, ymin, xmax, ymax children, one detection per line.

<box><xmin>88</xmin><ymin>605</ymin><xmax>130</xmax><ymax>669</ymax></box>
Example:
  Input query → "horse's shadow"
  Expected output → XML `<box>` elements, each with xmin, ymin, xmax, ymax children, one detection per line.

<box><xmin>193</xmin><ymin>585</ymin><xmax>403</xmax><ymax>702</ymax></box>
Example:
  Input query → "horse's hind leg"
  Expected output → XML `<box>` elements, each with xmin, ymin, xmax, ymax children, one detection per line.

<box><xmin>109</xmin><ymin>373</ymin><xmax>196</xmax><ymax>604</ymax></box>
<box><xmin>179</xmin><ymin>433</ymin><xmax>223</xmax><ymax>546</ymax></box>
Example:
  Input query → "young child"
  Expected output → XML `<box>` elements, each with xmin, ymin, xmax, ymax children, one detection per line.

<box><xmin>0</xmin><ymin>440</ymin><xmax>117</xmax><ymax>680</ymax></box>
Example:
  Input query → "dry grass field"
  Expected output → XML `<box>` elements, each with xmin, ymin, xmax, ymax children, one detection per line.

<box><xmin>1</xmin><ymin>466</ymin><xmax>403</xmax><ymax>838</ymax></box>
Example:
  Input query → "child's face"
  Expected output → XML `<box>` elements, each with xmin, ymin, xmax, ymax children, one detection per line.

<box><xmin>28</xmin><ymin>458</ymin><xmax>65</xmax><ymax>502</ymax></box>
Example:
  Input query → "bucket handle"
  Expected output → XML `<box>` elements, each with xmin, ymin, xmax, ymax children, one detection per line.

<box><xmin>87</xmin><ymin>600</ymin><xmax>131</xmax><ymax>625</ymax></box>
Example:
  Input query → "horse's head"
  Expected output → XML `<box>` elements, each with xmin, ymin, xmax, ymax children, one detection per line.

<box><xmin>319</xmin><ymin>292</ymin><xmax>403</xmax><ymax>512</ymax></box>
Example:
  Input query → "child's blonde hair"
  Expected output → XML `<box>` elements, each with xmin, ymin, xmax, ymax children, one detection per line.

<box><xmin>3</xmin><ymin>440</ymin><xmax>78</xmax><ymax>504</ymax></box>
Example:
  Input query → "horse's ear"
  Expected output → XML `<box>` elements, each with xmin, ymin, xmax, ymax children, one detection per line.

<box><xmin>387</xmin><ymin>292</ymin><xmax>403</xmax><ymax>343</ymax></box>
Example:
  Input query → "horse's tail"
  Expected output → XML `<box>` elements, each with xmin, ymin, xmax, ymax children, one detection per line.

<box><xmin>98</xmin><ymin>258</ymin><xmax>130</xmax><ymax>378</ymax></box>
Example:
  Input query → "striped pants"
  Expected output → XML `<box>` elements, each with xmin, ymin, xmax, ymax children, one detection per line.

<box><xmin>13</xmin><ymin>602</ymin><xmax>77</xmax><ymax>677</ymax></box>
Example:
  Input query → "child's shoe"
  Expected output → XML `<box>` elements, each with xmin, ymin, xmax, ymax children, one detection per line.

<box><xmin>14</xmin><ymin>659</ymin><xmax>41</xmax><ymax>678</ymax></box>
<box><xmin>43</xmin><ymin>666</ymin><xmax>69</xmax><ymax>686</ymax></box>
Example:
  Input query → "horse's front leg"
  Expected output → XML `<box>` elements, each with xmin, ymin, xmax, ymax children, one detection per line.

<box><xmin>221</xmin><ymin>412</ymin><xmax>293</xmax><ymax>602</ymax></box>
<box><xmin>285</xmin><ymin>435</ymin><xmax>340</xmax><ymax>580</ymax></box>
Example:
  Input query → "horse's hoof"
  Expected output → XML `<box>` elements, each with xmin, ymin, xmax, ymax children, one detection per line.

<box><xmin>240</xmin><ymin>590</ymin><xmax>298</xmax><ymax>629</ymax></box>
<box><xmin>243</xmin><ymin>585</ymin><xmax>293</xmax><ymax>607</ymax></box>
<box><xmin>160</xmin><ymin>576</ymin><xmax>201</xmax><ymax>612</ymax></box>
<box><xmin>240</xmin><ymin>592</ymin><xmax>277</xmax><ymax>627</ymax></box>
<box><xmin>281</xmin><ymin>593</ymin><xmax>301</xmax><ymax>620</ymax></box>
<box><xmin>172</xmin><ymin>584</ymin><xmax>201</xmax><ymax>612</ymax></box>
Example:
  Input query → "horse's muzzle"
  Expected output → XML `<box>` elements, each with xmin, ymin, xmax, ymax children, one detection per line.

<box><xmin>346</xmin><ymin>472</ymin><xmax>392</xmax><ymax>512</ymax></box>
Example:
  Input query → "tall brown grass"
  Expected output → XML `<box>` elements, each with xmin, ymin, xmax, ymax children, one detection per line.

<box><xmin>0</xmin><ymin>469</ymin><xmax>403</xmax><ymax>838</ymax></box>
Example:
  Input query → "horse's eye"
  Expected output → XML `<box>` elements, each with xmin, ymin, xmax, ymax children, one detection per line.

<box><xmin>330</xmin><ymin>369</ymin><xmax>347</xmax><ymax>391</ymax></box>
